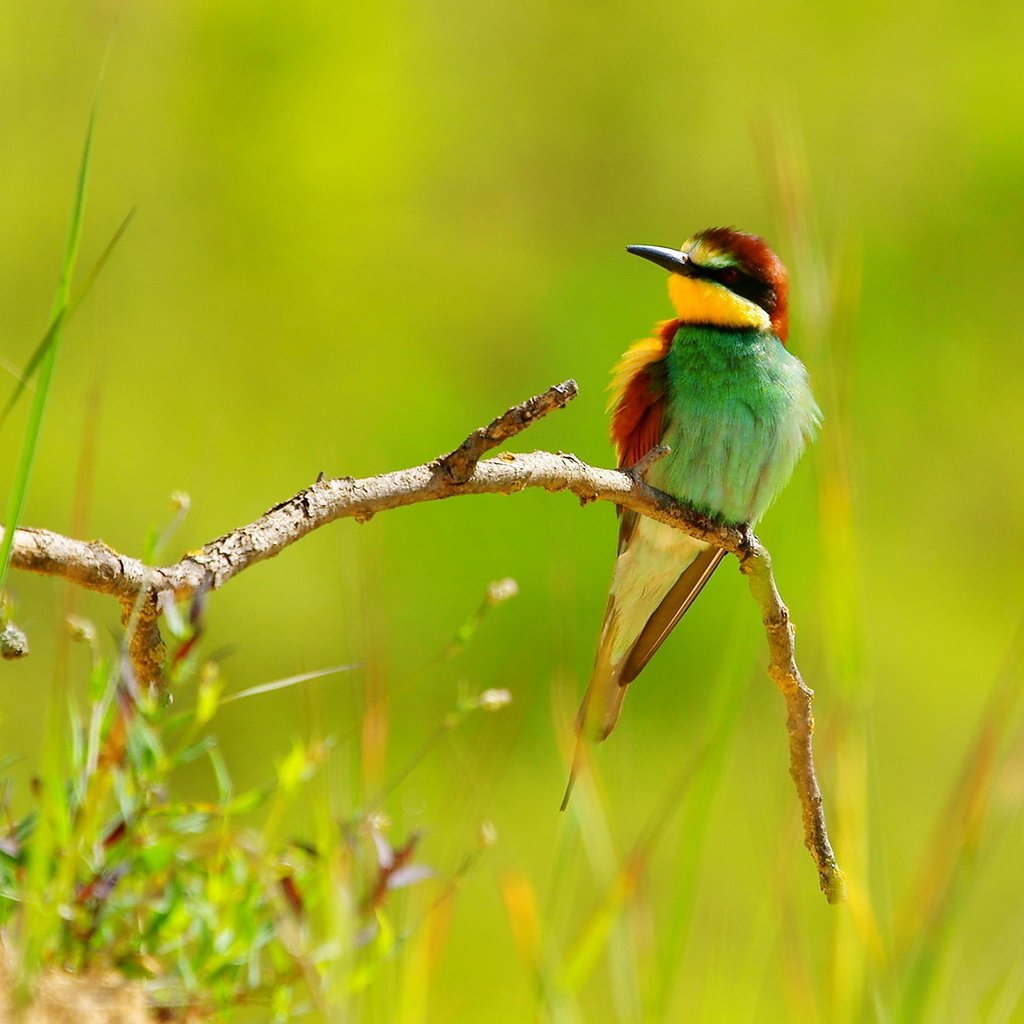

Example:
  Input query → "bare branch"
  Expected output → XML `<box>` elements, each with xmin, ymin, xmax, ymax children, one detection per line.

<box><xmin>436</xmin><ymin>378</ymin><xmax>579</xmax><ymax>483</ymax></box>
<box><xmin>1</xmin><ymin>378</ymin><xmax>843</xmax><ymax>901</ymax></box>
<box><xmin>740</xmin><ymin>536</ymin><xmax>846</xmax><ymax>903</ymax></box>
<box><xmin>4</xmin><ymin>453</ymin><xmax>735</xmax><ymax>600</ymax></box>
<box><xmin>6</xmin><ymin>528</ymin><xmax>163</xmax><ymax>600</ymax></box>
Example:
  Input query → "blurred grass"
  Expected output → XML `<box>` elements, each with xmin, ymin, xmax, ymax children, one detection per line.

<box><xmin>3</xmin><ymin>0</ymin><xmax>1024</xmax><ymax>1020</ymax></box>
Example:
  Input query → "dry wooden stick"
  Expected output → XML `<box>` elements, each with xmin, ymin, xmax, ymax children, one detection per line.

<box><xmin>1</xmin><ymin>379</ymin><xmax>844</xmax><ymax>902</ymax></box>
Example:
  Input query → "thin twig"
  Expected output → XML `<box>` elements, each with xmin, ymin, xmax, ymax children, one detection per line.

<box><xmin>435</xmin><ymin>378</ymin><xmax>579</xmax><ymax>483</ymax></box>
<box><xmin>629</xmin><ymin>443</ymin><xmax>671</xmax><ymax>479</ymax></box>
<box><xmin>1</xmin><ymin>379</ymin><xmax>844</xmax><ymax>901</ymax></box>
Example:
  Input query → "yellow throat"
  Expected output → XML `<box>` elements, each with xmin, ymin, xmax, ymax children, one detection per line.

<box><xmin>667</xmin><ymin>273</ymin><xmax>770</xmax><ymax>331</ymax></box>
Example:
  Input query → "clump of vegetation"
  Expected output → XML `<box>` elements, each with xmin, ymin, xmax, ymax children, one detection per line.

<box><xmin>0</xmin><ymin>593</ymin><xmax>509</xmax><ymax>1021</ymax></box>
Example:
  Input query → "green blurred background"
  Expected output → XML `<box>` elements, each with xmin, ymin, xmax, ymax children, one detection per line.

<box><xmin>3</xmin><ymin>0</ymin><xmax>1023</xmax><ymax>1020</ymax></box>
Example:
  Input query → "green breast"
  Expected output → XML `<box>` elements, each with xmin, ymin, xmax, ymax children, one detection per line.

<box><xmin>650</xmin><ymin>325</ymin><xmax>821</xmax><ymax>525</ymax></box>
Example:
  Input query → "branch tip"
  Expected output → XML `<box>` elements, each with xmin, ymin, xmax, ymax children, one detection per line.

<box><xmin>629</xmin><ymin>443</ymin><xmax>671</xmax><ymax>479</ymax></box>
<box><xmin>437</xmin><ymin>380</ymin><xmax>580</xmax><ymax>484</ymax></box>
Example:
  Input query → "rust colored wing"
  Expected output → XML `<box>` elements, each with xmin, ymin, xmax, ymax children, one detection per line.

<box><xmin>608</xmin><ymin>319</ymin><xmax>678</xmax><ymax>552</ymax></box>
<box><xmin>608</xmin><ymin>319</ymin><xmax>678</xmax><ymax>467</ymax></box>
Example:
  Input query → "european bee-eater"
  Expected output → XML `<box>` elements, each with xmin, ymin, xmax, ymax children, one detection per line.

<box><xmin>570</xmin><ymin>227</ymin><xmax>820</xmax><ymax>779</ymax></box>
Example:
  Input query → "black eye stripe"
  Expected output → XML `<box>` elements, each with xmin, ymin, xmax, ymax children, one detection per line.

<box><xmin>690</xmin><ymin>262</ymin><xmax>751</xmax><ymax>288</ymax></box>
<box><xmin>690</xmin><ymin>261</ymin><xmax>776</xmax><ymax>314</ymax></box>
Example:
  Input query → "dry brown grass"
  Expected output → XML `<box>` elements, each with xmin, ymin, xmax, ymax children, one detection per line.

<box><xmin>0</xmin><ymin>944</ymin><xmax>151</xmax><ymax>1024</ymax></box>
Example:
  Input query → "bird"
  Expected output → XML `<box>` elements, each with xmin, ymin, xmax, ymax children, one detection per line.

<box><xmin>563</xmin><ymin>227</ymin><xmax>820</xmax><ymax>806</ymax></box>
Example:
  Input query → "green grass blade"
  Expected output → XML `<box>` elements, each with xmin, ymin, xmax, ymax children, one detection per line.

<box><xmin>0</xmin><ymin>97</ymin><xmax>99</xmax><ymax>597</ymax></box>
<box><xmin>218</xmin><ymin>663</ymin><xmax>362</xmax><ymax>706</ymax></box>
<box><xmin>0</xmin><ymin>207</ymin><xmax>133</xmax><ymax>431</ymax></box>
<box><xmin>69</xmin><ymin>205</ymin><xmax>136</xmax><ymax>316</ymax></box>
<box><xmin>0</xmin><ymin>317</ymin><xmax>59</xmax><ymax>430</ymax></box>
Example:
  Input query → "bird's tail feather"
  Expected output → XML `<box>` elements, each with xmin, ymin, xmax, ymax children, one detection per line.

<box><xmin>560</xmin><ymin>605</ymin><xmax>626</xmax><ymax>810</ymax></box>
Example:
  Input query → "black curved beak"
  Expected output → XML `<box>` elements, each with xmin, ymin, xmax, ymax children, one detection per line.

<box><xmin>626</xmin><ymin>244</ymin><xmax>690</xmax><ymax>275</ymax></box>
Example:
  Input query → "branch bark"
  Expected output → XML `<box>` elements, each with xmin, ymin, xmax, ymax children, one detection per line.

<box><xmin>1</xmin><ymin>379</ymin><xmax>844</xmax><ymax>902</ymax></box>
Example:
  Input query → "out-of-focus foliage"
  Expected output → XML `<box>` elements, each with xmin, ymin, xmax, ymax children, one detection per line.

<box><xmin>0</xmin><ymin>598</ymin><xmax>502</xmax><ymax>1020</ymax></box>
<box><xmin>2</xmin><ymin>1</ymin><xmax>1023</xmax><ymax>1020</ymax></box>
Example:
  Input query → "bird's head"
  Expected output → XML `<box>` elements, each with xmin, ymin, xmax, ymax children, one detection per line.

<box><xmin>627</xmin><ymin>227</ymin><xmax>789</xmax><ymax>341</ymax></box>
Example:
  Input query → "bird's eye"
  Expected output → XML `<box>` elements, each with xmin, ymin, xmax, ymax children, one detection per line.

<box><xmin>719</xmin><ymin>267</ymin><xmax>740</xmax><ymax>285</ymax></box>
